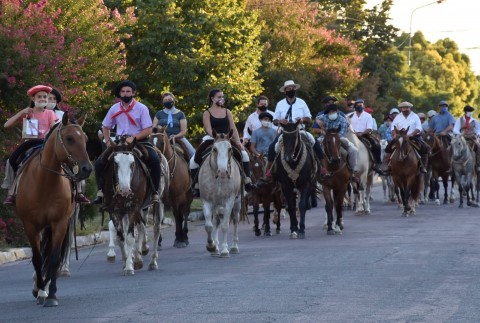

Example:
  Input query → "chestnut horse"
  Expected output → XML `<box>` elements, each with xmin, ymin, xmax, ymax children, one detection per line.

<box><xmin>151</xmin><ymin>126</ymin><xmax>193</xmax><ymax>248</ymax></box>
<box><xmin>320</xmin><ymin>128</ymin><xmax>351</xmax><ymax>235</ymax></box>
<box><xmin>14</xmin><ymin>114</ymin><xmax>92</xmax><ymax>306</ymax></box>
<box><xmin>390</xmin><ymin>128</ymin><xmax>422</xmax><ymax>216</ymax></box>
<box><xmin>249</xmin><ymin>153</ymin><xmax>283</xmax><ymax>236</ymax></box>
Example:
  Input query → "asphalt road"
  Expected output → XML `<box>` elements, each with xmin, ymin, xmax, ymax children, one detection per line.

<box><xmin>1</xmin><ymin>182</ymin><xmax>480</xmax><ymax>323</ymax></box>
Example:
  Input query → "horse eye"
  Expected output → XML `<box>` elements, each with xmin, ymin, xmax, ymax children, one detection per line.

<box><xmin>65</xmin><ymin>136</ymin><xmax>75</xmax><ymax>144</ymax></box>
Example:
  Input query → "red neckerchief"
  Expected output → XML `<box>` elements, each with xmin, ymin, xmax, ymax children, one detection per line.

<box><xmin>465</xmin><ymin>116</ymin><xmax>470</xmax><ymax>129</ymax></box>
<box><xmin>111</xmin><ymin>99</ymin><xmax>137</xmax><ymax>126</ymax></box>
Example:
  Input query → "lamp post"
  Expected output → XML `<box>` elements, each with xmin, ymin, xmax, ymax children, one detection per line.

<box><xmin>408</xmin><ymin>0</ymin><xmax>445</xmax><ymax>66</ymax></box>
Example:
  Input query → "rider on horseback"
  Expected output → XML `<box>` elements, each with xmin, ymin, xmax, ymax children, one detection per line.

<box><xmin>264</xmin><ymin>80</ymin><xmax>327</xmax><ymax>179</ymax></box>
<box><xmin>189</xmin><ymin>88</ymin><xmax>255</xmax><ymax>197</ymax></box>
<box><xmin>453</xmin><ymin>105</ymin><xmax>480</xmax><ymax>172</ymax></box>
<box><xmin>379</xmin><ymin>101</ymin><xmax>429</xmax><ymax>175</ymax></box>
<box><xmin>349</xmin><ymin>99</ymin><xmax>382</xmax><ymax>172</ymax></box>
<box><xmin>428</xmin><ymin>100</ymin><xmax>455</xmax><ymax>146</ymax></box>
<box><xmin>91</xmin><ymin>80</ymin><xmax>162</xmax><ymax>204</ymax></box>
<box><xmin>313</xmin><ymin>104</ymin><xmax>360</xmax><ymax>184</ymax></box>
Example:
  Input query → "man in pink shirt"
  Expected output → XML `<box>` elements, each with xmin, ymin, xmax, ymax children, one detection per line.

<box><xmin>91</xmin><ymin>80</ymin><xmax>161</xmax><ymax>204</ymax></box>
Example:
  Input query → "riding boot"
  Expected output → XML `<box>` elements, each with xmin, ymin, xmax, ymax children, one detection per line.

<box><xmin>420</xmin><ymin>154</ymin><xmax>429</xmax><ymax>173</ymax></box>
<box><xmin>190</xmin><ymin>168</ymin><xmax>200</xmax><ymax>197</ymax></box>
<box><xmin>243</xmin><ymin>162</ymin><xmax>255</xmax><ymax>192</ymax></box>
<box><xmin>378</xmin><ymin>153</ymin><xmax>391</xmax><ymax>175</ymax></box>
<box><xmin>91</xmin><ymin>190</ymin><xmax>103</xmax><ymax>205</ymax></box>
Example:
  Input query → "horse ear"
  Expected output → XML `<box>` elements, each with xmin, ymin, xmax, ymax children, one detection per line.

<box><xmin>129</xmin><ymin>137</ymin><xmax>137</xmax><ymax>150</ymax></box>
<box><xmin>160</xmin><ymin>126</ymin><xmax>166</xmax><ymax>134</ymax></box>
<box><xmin>77</xmin><ymin>114</ymin><xmax>86</xmax><ymax>127</ymax></box>
<box><xmin>152</xmin><ymin>126</ymin><xmax>158</xmax><ymax>134</ymax></box>
<box><xmin>62</xmin><ymin>111</ymin><xmax>69</xmax><ymax>126</ymax></box>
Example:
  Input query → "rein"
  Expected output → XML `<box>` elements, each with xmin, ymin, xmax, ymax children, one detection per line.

<box><xmin>155</xmin><ymin>132</ymin><xmax>177</xmax><ymax>179</ymax></box>
<box><xmin>279</xmin><ymin>129</ymin><xmax>307</xmax><ymax>184</ymax></box>
<box><xmin>395</xmin><ymin>137</ymin><xmax>413</xmax><ymax>161</ymax></box>
<box><xmin>39</xmin><ymin>123</ymin><xmax>85</xmax><ymax>181</ymax></box>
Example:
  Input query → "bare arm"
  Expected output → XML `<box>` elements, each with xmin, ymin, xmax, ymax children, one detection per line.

<box><xmin>249</xmin><ymin>142</ymin><xmax>260</xmax><ymax>157</ymax></box>
<box><xmin>226</xmin><ymin>110</ymin><xmax>241</xmax><ymax>145</ymax></box>
<box><xmin>203</xmin><ymin>110</ymin><xmax>212</xmax><ymax>136</ymax></box>
<box><xmin>152</xmin><ymin>116</ymin><xmax>159</xmax><ymax>128</ymax></box>
<box><xmin>175</xmin><ymin>118</ymin><xmax>187</xmax><ymax>138</ymax></box>
<box><xmin>4</xmin><ymin>107</ymin><xmax>32</xmax><ymax>129</ymax></box>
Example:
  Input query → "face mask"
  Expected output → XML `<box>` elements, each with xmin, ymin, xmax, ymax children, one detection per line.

<box><xmin>34</xmin><ymin>101</ymin><xmax>47</xmax><ymax>108</ymax></box>
<box><xmin>120</xmin><ymin>96</ymin><xmax>133</xmax><ymax>103</ymax></box>
<box><xmin>163</xmin><ymin>101</ymin><xmax>174</xmax><ymax>109</ymax></box>
<box><xmin>355</xmin><ymin>106</ymin><xmax>363</xmax><ymax>113</ymax></box>
<box><xmin>328</xmin><ymin>113</ymin><xmax>338</xmax><ymax>121</ymax></box>
<box><xmin>466</xmin><ymin>112</ymin><xmax>473</xmax><ymax>117</ymax></box>
<box><xmin>286</xmin><ymin>90</ymin><xmax>296</xmax><ymax>98</ymax></box>
<box><xmin>258</xmin><ymin>105</ymin><xmax>267</xmax><ymax>112</ymax></box>
<box><xmin>440</xmin><ymin>106</ymin><xmax>448</xmax><ymax>113</ymax></box>
<box><xmin>261</xmin><ymin>120</ymin><xmax>272</xmax><ymax>127</ymax></box>
<box><xmin>46</xmin><ymin>103</ymin><xmax>56</xmax><ymax>110</ymax></box>
<box><xmin>216</xmin><ymin>98</ymin><xmax>225</xmax><ymax>106</ymax></box>
<box><xmin>385</xmin><ymin>121</ymin><xmax>392</xmax><ymax>127</ymax></box>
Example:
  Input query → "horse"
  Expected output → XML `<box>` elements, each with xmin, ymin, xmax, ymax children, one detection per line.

<box><xmin>150</xmin><ymin>126</ymin><xmax>193</xmax><ymax>248</ymax></box>
<box><xmin>14</xmin><ymin>113</ymin><xmax>92</xmax><ymax>306</ymax></box>
<box><xmin>273</xmin><ymin>121</ymin><xmax>316</xmax><ymax>239</ymax></box>
<box><xmin>102</xmin><ymin>137</ymin><xmax>167</xmax><ymax>275</ymax></box>
<box><xmin>249</xmin><ymin>153</ymin><xmax>283</xmax><ymax>236</ymax></box>
<box><xmin>199</xmin><ymin>130</ymin><xmax>242</xmax><ymax>257</ymax></box>
<box><xmin>380</xmin><ymin>139</ymin><xmax>396</xmax><ymax>203</ymax></box>
<box><xmin>318</xmin><ymin>128</ymin><xmax>351</xmax><ymax>234</ymax></box>
<box><xmin>390</xmin><ymin>128</ymin><xmax>423</xmax><ymax>216</ymax></box>
<box><xmin>346</xmin><ymin>125</ymin><xmax>374</xmax><ymax>215</ymax></box>
<box><xmin>451</xmin><ymin>134</ymin><xmax>477</xmax><ymax>208</ymax></box>
<box><xmin>422</xmin><ymin>131</ymin><xmax>455</xmax><ymax>205</ymax></box>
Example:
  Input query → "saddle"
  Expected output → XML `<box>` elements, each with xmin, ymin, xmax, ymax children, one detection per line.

<box><xmin>8</xmin><ymin>148</ymin><xmax>43</xmax><ymax>198</ymax></box>
<box><xmin>171</xmin><ymin>139</ymin><xmax>190</xmax><ymax>163</ymax></box>
<box><xmin>357</xmin><ymin>134</ymin><xmax>379</xmax><ymax>164</ymax></box>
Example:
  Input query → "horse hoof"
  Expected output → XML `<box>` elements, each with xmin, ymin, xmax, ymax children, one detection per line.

<box><xmin>157</xmin><ymin>245</ymin><xmax>162</xmax><ymax>251</ymax></box>
<box><xmin>44</xmin><ymin>298</ymin><xmax>59</xmax><ymax>307</ymax></box>
<box><xmin>459</xmin><ymin>204</ymin><xmax>464</xmax><ymax>208</ymax></box>
<box><xmin>107</xmin><ymin>256</ymin><xmax>116</xmax><ymax>263</ymax></box>
<box><xmin>220</xmin><ymin>251</ymin><xmax>230</xmax><ymax>258</ymax></box>
<box><xmin>148</xmin><ymin>263</ymin><xmax>158</xmax><ymax>271</ymax></box>
<box><xmin>443</xmin><ymin>200</ymin><xmax>448</xmax><ymax>205</ymax></box>
<box><xmin>322</xmin><ymin>224</ymin><xmax>328</xmax><ymax>230</ymax></box>
<box><xmin>32</xmin><ymin>290</ymin><xmax>38</xmax><ymax>298</ymax></box>
<box><xmin>230</xmin><ymin>247</ymin><xmax>239</xmax><ymax>254</ymax></box>
<box><xmin>175</xmin><ymin>241</ymin><xmax>188</xmax><ymax>248</ymax></box>
<box><xmin>124</xmin><ymin>269</ymin><xmax>135</xmax><ymax>276</ymax></box>
<box><xmin>141</xmin><ymin>247</ymin><xmax>149</xmax><ymax>256</ymax></box>
<box><xmin>276</xmin><ymin>229</ymin><xmax>281</xmax><ymax>234</ymax></box>
<box><xmin>298</xmin><ymin>232</ymin><xmax>305</xmax><ymax>239</ymax></box>
<box><xmin>254</xmin><ymin>229</ymin><xmax>261</xmax><ymax>237</ymax></box>
<box><xmin>289</xmin><ymin>232</ymin><xmax>298</xmax><ymax>239</ymax></box>
<box><xmin>133</xmin><ymin>261</ymin><xmax>143</xmax><ymax>270</ymax></box>
<box><xmin>206</xmin><ymin>244</ymin><xmax>217</xmax><ymax>252</ymax></box>
<box><xmin>57</xmin><ymin>270</ymin><xmax>71</xmax><ymax>278</ymax></box>
<box><xmin>36</xmin><ymin>297</ymin><xmax>45</xmax><ymax>305</ymax></box>
<box><xmin>264</xmin><ymin>231</ymin><xmax>272</xmax><ymax>237</ymax></box>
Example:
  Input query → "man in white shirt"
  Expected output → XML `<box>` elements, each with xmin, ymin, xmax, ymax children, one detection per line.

<box><xmin>379</xmin><ymin>101</ymin><xmax>429</xmax><ymax>174</ymax></box>
<box><xmin>243</xmin><ymin>95</ymin><xmax>276</xmax><ymax>146</ymax></box>
<box><xmin>453</xmin><ymin>105</ymin><xmax>480</xmax><ymax>171</ymax></box>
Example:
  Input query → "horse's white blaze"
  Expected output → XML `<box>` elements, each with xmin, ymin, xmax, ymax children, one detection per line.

<box><xmin>114</xmin><ymin>153</ymin><xmax>135</xmax><ymax>196</ymax></box>
<box><xmin>215</xmin><ymin>142</ymin><xmax>231</xmax><ymax>178</ymax></box>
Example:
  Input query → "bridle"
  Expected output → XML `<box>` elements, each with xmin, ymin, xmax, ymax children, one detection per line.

<box><xmin>209</xmin><ymin>139</ymin><xmax>233</xmax><ymax>179</ymax></box>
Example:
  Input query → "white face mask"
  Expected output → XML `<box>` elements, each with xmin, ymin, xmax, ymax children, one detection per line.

<box><xmin>34</xmin><ymin>101</ymin><xmax>47</xmax><ymax>108</ymax></box>
<box><xmin>466</xmin><ymin>112</ymin><xmax>473</xmax><ymax>117</ymax></box>
<box><xmin>46</xmin><ymin>102</ymin><xmax>56</xmax><ymax>110</ymax></box>
<box><xmin>328</xmin><ymin>113</ymin><xmax>338</xmax><ymax>121</ymax></box>
<box><xmin>261</xmin><ymin>120</ymin><xmax>272</xmax><ymax>128</ymax></box>
<box><xmin>385</xmin><ymin>121</ymin><xmax>392</xmax><ymax>127</ymax></box>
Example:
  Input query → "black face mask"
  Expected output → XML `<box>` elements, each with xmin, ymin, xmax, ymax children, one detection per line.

<box><xmin>355</xmin><ymin>106</ymin><xmax>363</xmax><ymax>113</ymax></box>
<box><xmin>286</xmin><ymin>90</ymin><xmax>296</xmax><ymax>99</ymax></box>
<box><xmin>163</xmin><ymin>101</ymin><xmax>174</xmax><ymax>109</ymax></box>
<box><xmin>120</xmin><ymin>96</ymin><xmax>133</xmax><ymax>104</ymax></box>
<box><xmin>258</xmin><ymin>105</ymin><xmax>267</xmax><ymax>112</ymax></box>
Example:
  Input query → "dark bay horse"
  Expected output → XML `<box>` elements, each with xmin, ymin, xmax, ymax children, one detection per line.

<box><xmin>391</xmin><ymin>128</ymin><xmax>422</xmax><ymax>216</ymax></box>
<box><xmin>249</xmin><ymin>153</ymin><xmax>283</xmax><ymax>236</ymax></box>
<box><xmin>102</xmin><ymin>137</ymin><xmax>166</xmax><ymax>275</ymax></box>
<box><xmin>151</xmin><ymin>126</ymin><xmax>193</xmax><ymax>248</ymax></box>
<box><xmin>15</xmin><ymin>114</ymin><xmax>92</xmax><ymax>306</ymax></box>
<box><xmin>320</xmin><ymin>128</ymin><xmax>350</xmax><ymax>235</ymax></box>
<box><xmin>273</xmin><ymin>121</ymin><xmax>316</xmax><ymax>239</ymax></box>
<box><xmin>422</xmin><ymin>131</ymin><xmax>455</xmax><ymax>205</ymax></box>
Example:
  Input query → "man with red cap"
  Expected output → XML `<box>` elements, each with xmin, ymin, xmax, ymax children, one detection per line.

<box><xmin>3</xmin><ymin>85</ymin><xmax>59</xmax><ymax>205</ymax></box>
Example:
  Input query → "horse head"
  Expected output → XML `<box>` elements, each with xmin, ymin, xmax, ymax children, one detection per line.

<box><xmin>281</xmin><ymin>120</ymin><xmax>302</xmax><ymax>163</ymax></box>
<box><xmin>249</xmin><ymin>152</ymin><xmax>265</xmax><ymax>181</ymax></box>
<box><xmin>451</xmin><ymin>134</ymin><xmax>467</xmax><ymax>161</ymax></box>
<box><xmin>393</xmin><ymin>128</ymin><xmax>413</xmax><ymax>160</ymax></box>
<box><xmin>211</xmin><ymin>130</ymin><xmax>233</xmax><ymax>179</ymax></box>
<box><xmin>324</xmin><ymin>127</ymin><xmax>342</xmax><ymax>164</ymax></box>
<box><xmin>50</xmin><ymin>112</ymin><xmax>92</xmax><ymax>181</ymax></box>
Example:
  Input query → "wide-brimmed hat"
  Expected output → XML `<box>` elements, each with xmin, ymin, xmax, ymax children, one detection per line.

<box><xmin>464</xmin><ymin>105</ymin><xmax>474</xmax><ymax>112</ymax></box>
<box><xmin>427</xmin><ymin>110</ymin><xmax>437</xmax><ymax>117</ymax></box>
<box><xmin>398</xmin><ymin>101</ymin><xmax>413</xmax><ymax>108</ymax></box>
<box><xmin>114</xmin><ymin>80</ymin><xmax>137</xmax><ymax>98</ymax></box>
<box><xmin>279</xmin><ymin>80</ymin><xmax>300</xmax><ymax>92</ymax></box>
<box><xmin>417</xmin><ymin>112</ymin><xmax>426</xmax><ymax>119</ymax></box>
<box><xmin>321</xmin><ymin>95</ymin><xmax>338</xmax><ymax>104</ymax></box>
<box><xmin>438</xmin><ymin>100</ymin><xmax>449</xmax><ymax>107</ymax></box>
<box><xmin>258</xmin><ymin>112</ymin><xmax>273</xmax><ymax>121</ymax></box>
<box><xmin>27</xmin><ymin>85</ymin><xmax>52</xmax><ymax>97</ymax></box>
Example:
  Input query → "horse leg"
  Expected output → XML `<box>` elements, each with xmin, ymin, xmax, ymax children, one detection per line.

<box><xmin>442</xmin><ymin>176</ymin><xmax>449</xmax><ymax>204</ymax></box>
<box><xmin>253</xmin><ymin>199</ymin><xmax>261</xmax><ymax>237</ymax></box>
<box><xmin>273</xmin><ymin>193</ymin><xmax>282</xmax><ymax>234</ymax></box>
<box><xmin>203</xmin><ymin>202</ymin><xmax>218</xmax><ymax>254</ymax></box>
<box><xmin>58</xmin><ymin>211</ymin><xmax>76</xmax><ymax>277</ymax></box>
<box><xmin>323</xmin><ymin>188</ymin><xmax>334</xmax><ymax>235</ymax></box>
<box><xmin>149</xmin><ymin>201</ymin><xmax>162</xmax><ymax>270</ymax></box>
<box><xmin>263</xmin><ymin>199</ymin><xmax>272</xmax><ymax>236</ymax></box>
<box><xmin>284</xmin><ymin>190</ymin><xmax>299</xmax><ymax>238</ymax></box>
<box><xmin>106</xmin><ymin>220</ymin><xmax>117</xmax><ymax>262</ymax></box>
<box><xmin>297</xmin><ymin>189</ymin><xmax>309</xmax><ymax>239</ymax></box>
<box><xmin>218</xmin><ymin>204</ymin><xmax>231</xmax><ymax>257</ymax></box>
<box><xmin>24</xmin><ymin>225</ymin><xmax>45</xmax><ymax>302</ymax></box>
<box><xmin>335</xmin><ymin>190</ymin><xmax>345</xmax><ymax>231</ymax></box>
<box><xmin>173</xmin><ymin>204</ymin><xmax>187</xmax><ymax>248</ymax></box>
<box><xmin>182</xmin><ymin>203</ymin><xmax>190</xmax><ymax>246</ymax></box>
<box><xmin>365</xmin><ymin>177</ymin><xmax>373</xmax><ymax>214</ymax></box>
<box><xmin>230</xmin><ymin>198</ymin><xmax>241</xmax><ymax>254</ymax></box>
<box><xmin>133</xmin><ymin>222</ymin><xmax>145</xmax><ymax>271</ymax></box>
<box><xmin>458</xmin><ymin>182</ymin><xmax>464</xmax><ymax>208</ymax></box>
<box><xmin>122</xmin><ymin>215</ymin><xmax>136</xmax><ymax>276</ymax></box>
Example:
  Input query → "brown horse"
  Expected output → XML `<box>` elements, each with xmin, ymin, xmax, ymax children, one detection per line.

<box><xmin>320</xmin><ymin>128</ymin><xmax>351</xmax><ymax>234</ymax></box>
<box><xmin>249</xmin><ymin>153</ymin><xmax>283</xmax><ymax>236</ymax></box>
<box><xmin>391</xmin><ymin>128</ymin><xmax>423</xmax><ymax>216</ymax></box>
<box><xmin>151</xmin><ymin>126</ymin><xmax>193</xmax><ymax>248</ymax></box>
<box><xmin>14</xmin><ymin>113</ymin><xmax>92</xmax><ymax>306</ymax></box>
<box><xmin>422</xmin><ymin>131</ymin><xmax>455</xmax><ymax>205</ymax></box>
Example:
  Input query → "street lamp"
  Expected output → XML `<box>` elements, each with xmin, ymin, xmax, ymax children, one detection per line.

<box><xmin>408</xmin><ymin>0</ymin><xmax>445</xmax><ymax>66</ymax></box>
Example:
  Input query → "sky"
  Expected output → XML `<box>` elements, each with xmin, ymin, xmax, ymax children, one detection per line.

<box><xmin>366</xmin><ymin>0</ymin><xmax>480</xmax><ymax>74</ymax></box>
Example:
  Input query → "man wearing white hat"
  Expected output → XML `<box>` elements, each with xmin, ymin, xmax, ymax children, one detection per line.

<box><xmin>379</xmin><ymin>101</ymin><xmax>429</xmax><ymax>174</ymax></box>
<box><xmin>265</xmin><ymin>80</ymin><xmax>327</xmax><ymax>178</ymax></box>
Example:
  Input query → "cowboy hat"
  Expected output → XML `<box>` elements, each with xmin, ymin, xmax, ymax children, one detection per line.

<box><xmin>279</xmin><ymin>80</ymin><xmax>300</xmax><ymax>92</ymax></box>
<box><xmin>27</xmin><ymin>85</ymin><xmax>52</xmax><ymax>97</ymax></box>
<box><xmin>114</xmin><ymin>80</ymin><xmax>137</xmax><ymax>98</ymax></box>
<box><xmin>398</xmin><ymin>101</ymin><xmax>413</xmax><ymax>108</ymax></box>
<box><xmin>258</xmin><ymin>112</ymin><xmax>274</xmax><ymax>121</ymax></box>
